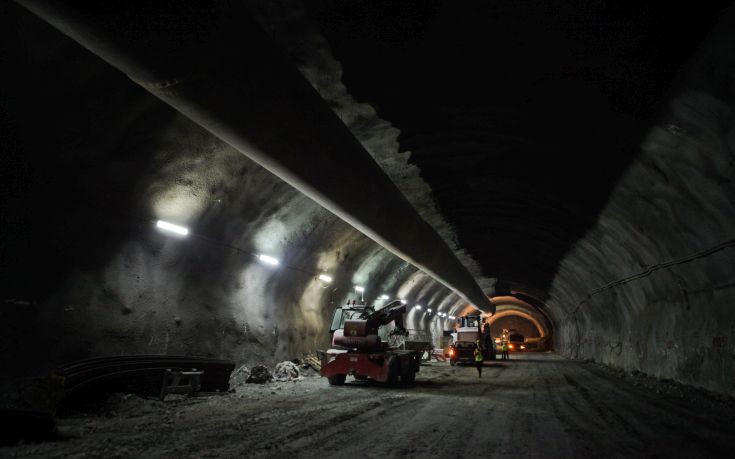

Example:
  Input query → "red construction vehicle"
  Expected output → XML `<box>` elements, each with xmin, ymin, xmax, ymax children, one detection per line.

<box><xmin>319</xmin><ymin>300</ymin><xmax>421</xmax><ymax>386</ymax></box>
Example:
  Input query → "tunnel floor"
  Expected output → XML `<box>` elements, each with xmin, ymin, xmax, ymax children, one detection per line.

<box><xmin>3</xmin><ymin>353</ymin><xmax>734</xmax><ymax>458</ymax></box>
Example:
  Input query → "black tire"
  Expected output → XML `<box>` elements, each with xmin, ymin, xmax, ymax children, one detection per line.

<box><xmin>327</xmin><ymin>374</ymin><xmax>346</xmax><ymax>385</ymax></box>
<box><xmin>386</xmin><ymin>360</ymin><xmax>400</xmax><ymax>386</ymax></box>
<box><xmin>403</xmin><ymin>365</ymin><xmax>416</xmax><ymax>385</ymax></box>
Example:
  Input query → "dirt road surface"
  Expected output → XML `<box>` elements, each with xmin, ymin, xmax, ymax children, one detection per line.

<box><xmin>2</xmin><ymin>353</ymin><xmax>733</xmax><ymax>458</ymax></box>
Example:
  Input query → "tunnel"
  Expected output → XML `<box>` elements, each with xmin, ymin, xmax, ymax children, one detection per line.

<box><xmin>1</xmin><ymin>0</ymin><xmax>734</xmax><ymax>457</ymax></box>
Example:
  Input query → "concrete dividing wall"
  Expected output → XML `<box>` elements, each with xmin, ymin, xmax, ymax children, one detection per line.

<box><xmin>548</xmin><ymin>10</ymin><xmax>735</xmax><ymax>395</ymax></box>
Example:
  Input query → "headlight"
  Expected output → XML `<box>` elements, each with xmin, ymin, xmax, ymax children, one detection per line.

<box><xmin>508</xmin><ymin>344</ymin><xmax>514</xmax><ymax>349</ymax></box>
<box><xmin>520</xmin><ymin>345</ymin><xmax>525</xmax><ymax>350</ymax></box>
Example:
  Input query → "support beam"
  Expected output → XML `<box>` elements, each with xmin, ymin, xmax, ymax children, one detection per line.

<box><xmin>17</xmin><ymin>1</ymin><xmax>494</xmax><ymax>312</ymax></box>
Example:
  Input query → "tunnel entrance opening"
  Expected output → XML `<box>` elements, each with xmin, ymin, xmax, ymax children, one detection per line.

<box><xmin>487</xmin><ymin>295</ymin><xmax>553</xmax><ymax>351</ymax></box>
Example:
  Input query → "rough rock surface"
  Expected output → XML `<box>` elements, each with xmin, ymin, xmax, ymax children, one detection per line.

<box><xmin>548</xmin><ymin>11</ymin><xmax>735</xmax><ymax>395</ymax></box>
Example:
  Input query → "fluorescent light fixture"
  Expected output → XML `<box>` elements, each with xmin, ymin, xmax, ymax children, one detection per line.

<box><xmin>258</xmin><ymin>254</ymin><xmax>279</xmax><ymax>265</ymax></box>
<box><xmin>318</xmin><ymin>274</ymin><xmax>333</xmax><ymax>283</ymax></box>
<box><xmin>379</xmin><ymin>295</ymin><xmax>389</xmax><ymax>300</ymax></box>
<box><xmin>354</xmin><ymin>286</ymin><xmax>365</xmax><ymax>293</ymax></box>
<box><xmin>427</xmin><ymin>308</ymin><xmax>433</xmax><ymax>313</ymax></box>
<box><xmin>415</xmin><ymin>305</ymin><xmax>422</xmax><ymax>310</ymax></box>
<box><xmin>156</xmin><ymin>220</ymin><xmax>189</xmax><ymax>236</ymax></box>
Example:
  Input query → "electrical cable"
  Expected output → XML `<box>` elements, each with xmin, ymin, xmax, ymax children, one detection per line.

<box><xmin>567</xmin><ymin>237</ymin><xmax>735</xmax><ymax>317</ymax></box>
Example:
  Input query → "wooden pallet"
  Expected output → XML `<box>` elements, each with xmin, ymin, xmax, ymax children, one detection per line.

<box><xmin>303</xmin><ymin>355</ymin><xmax>321</xmax><ymax>371</ymax></box>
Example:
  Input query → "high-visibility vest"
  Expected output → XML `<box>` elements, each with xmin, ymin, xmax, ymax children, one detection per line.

<box><xmin>474</xmin><ymin>349</ymin><xmax>483</xmax><ymax>362</ymax></box>
<box><xmin>502</xmin><ymin>343</ymin><xmax>508</xmax><ymax>351</ymax></box>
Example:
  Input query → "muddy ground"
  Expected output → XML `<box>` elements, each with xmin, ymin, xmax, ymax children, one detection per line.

<box><xmin>2</xmin><ymin>353</ymin><xmax>734</xmax><ymax>458</ymax></box>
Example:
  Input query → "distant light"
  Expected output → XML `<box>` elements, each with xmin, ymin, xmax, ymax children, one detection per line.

<box><xmin>258</xmin><ymin>254</ymin><xmax>279</xmax><ymax>265</ymax></box>
<box><xmin>400</xmin><ymin>299</ymin><xmax>407</xmax><ymax>304</ymax></box>
<box><xmin>156</xmin><ymin>220</ymin><xmax>188</xmax><ymax>236</ymax></box>
<box><xmin>379</xmin><ymin>295</ymin><xmax>389</xmax><ymax>300</ymax></box>
<box><xmin>318</xmin><ymin>274</ymin><xmax>333</xmax><ymax>283</ymax></box>
<box><xmin>427</xmin><ymin>308</ymin><xmax>433</xmax><ymax>313</ymax></box>
<box><xmin>415</xmin><ymin>305</ymin><xmax>422</xmax><ymax>310</ymax></box>
<box><xmin>449</xmin><ymin>315</ymin><xmax>455</xmax><ymax>320</ymax></box>
<box><xmin>354</xmin><ymin>286</ymin><xmax>365</xmax><ymax>293</ymax></box>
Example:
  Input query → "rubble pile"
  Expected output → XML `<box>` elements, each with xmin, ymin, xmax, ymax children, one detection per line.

<box><xmin>246</xmin><ymin>366</ymin><xmax>272</xmax><ymax>384</ymax></box>
<box><xmin>228</xmin><ymin>365</ymin><xmax>251</xmax><ymax>390</ymax></box>
<box><xmin>273</xmin><ymin>362</ymin><xmax>300</xmax><ymax>381</ymax></box>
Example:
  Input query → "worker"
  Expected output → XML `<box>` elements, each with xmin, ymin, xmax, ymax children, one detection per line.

<box><xmin>501</xmin><ymin>340</ymin><xmax>509</xmax><ymax>360</ymax></box>
<box><xmin>473</xmin><ymin>340</ymin><xmax>484</xmax><ymax>378</ymax></box>
<box><xmin>483</xmin><ymin>321</ymin><xmax>493</xmax><ymax>360</ymax></box>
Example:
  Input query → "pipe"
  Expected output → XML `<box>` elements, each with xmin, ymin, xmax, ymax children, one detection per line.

<box><xmin>16</xmin><ymin>1</ymin><xmax>494</xmax><ymax>312</ymax></box>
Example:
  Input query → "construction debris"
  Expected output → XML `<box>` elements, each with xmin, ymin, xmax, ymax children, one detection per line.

<box><xmin>246</xmin><ymin>366</ymin><xmax>272</xmax><ymax>384</ymax></box>
<box><xmin>301</xmin><ymin>353</ymin><xmax>321</xmax><ymax>371</ymax></box>
<box><xmin>228</xmin><ymin>365</ymin><xmax>251</xmax><ymax>391</ymax></box>
<box><xmin>273</xmin><ymin>362</ymin><xmax>300</xmax><ymax>381</ymax></box>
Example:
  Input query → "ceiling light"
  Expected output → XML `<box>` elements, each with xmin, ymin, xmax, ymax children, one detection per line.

<box><xmin>415</xmin><ymin>305</ymin><xmax>422</xmax><ymax>310</ymax></box>
<box><xmin>156</xmin><ymin>220</ymin><xmax>188</xmax><ymax>236</ymax></box>
<box><xmin>318</xmin><ymin>274</ymin><xmax>333</xmax><ymax>283</ymax></box>
<box><xmin>379</xmin><ymin>295</ymin><xmax>389</xmax><ymax>300</ymax></box>
<box><xmin>427</xmin><ymin>308</ymin><xmax>433</xmax><ymax>313</ymax></box>
<box><xmin>258</xmin><ymin>254</ymin><xmax>279</xmax><ymax>265</ymax></box>
<box><xmin>354</xmin><ymin>286</ymin><xmax>365</xmax><ymax>293</ymax></box>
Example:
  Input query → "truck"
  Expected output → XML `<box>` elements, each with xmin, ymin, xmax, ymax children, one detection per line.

<box><xmin>319</xmin><ymin>300</ymin><xmax>422</xmax><ymax>386</ymax></box>
<box><xmin>448</xmin><ymin>314</ymin><xmax>495</xmax><ymax>365</ymax></box>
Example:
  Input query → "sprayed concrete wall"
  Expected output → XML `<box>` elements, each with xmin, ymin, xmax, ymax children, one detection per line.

<box><xmin>548</xmin><ymin>10</ymin><xmax>735</xmax><ymax>396</ymax></box>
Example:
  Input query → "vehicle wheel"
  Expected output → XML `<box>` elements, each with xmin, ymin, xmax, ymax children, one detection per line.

<box><xmin>387</xmin><ymin>360</ymin><xmax>400</xmax><ymax>386</ymax></box>
<box><xmin>403</xmin><ymin>365</ymin><xmax>416</xmax><ymax>385</ymax></box>
<box><xmin>327</xmin><ymin>374</ymin><xmax>346</xmax><ymax>385</ymax></box>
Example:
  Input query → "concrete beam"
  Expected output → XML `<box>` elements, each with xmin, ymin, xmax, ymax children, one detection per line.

<box><xmin>17</xmin><ymin>1</ymin><xmax>494</xmax><ymax>312</ymax></box>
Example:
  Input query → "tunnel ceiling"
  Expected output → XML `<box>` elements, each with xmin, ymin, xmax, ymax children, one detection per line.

<box><xmin>299</xmin><ymin>0</ymin><xmax>731</xmax><ymax>294</ymax></box>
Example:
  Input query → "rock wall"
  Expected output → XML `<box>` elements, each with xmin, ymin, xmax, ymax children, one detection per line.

<box><xmin>548</xmin><ymin>10</ymin><xmax>735</xmax><ymax>395</ymax></box>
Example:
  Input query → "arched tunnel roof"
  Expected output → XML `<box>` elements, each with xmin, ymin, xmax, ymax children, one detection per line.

<box><xmin>489</xmin><ymin>296</ymin><xmax>551</xmax><ymax>338</ymax></box>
